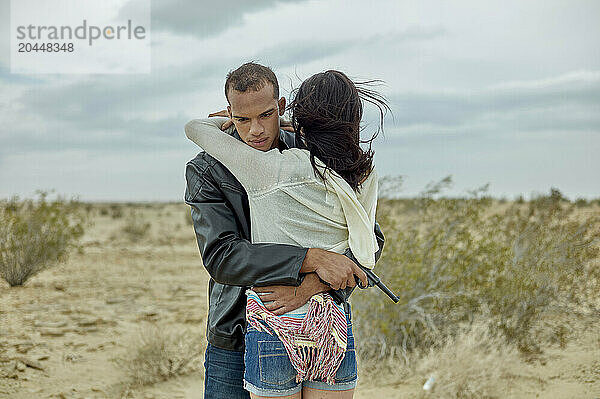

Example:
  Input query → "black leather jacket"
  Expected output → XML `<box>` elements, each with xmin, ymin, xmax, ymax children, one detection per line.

<box><xmin>184</xmin><ymin>128</ymin><xmax>384</xmax><ymax>351</ymax></box>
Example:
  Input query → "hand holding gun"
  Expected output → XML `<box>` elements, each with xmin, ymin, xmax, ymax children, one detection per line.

<box><xmin>328</xmin><ymin>248</ymin><xmax>399</xmax><ymax>305</ymax></box>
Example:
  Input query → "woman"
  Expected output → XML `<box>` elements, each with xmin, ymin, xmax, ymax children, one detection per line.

<box><xmin>185</xmin><ymin>70</ymin><xmax>389</xmax><ymax>398</ymax></box>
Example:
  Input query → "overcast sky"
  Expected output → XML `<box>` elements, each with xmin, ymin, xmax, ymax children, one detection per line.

<box><xmin>1</xmin><ymin>0</ymin><xmax>599</xmax><ymax>201</ymax></box>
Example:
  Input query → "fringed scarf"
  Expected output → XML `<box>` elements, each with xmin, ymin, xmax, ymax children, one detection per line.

<box><xmin>246</xmin><ymin>290</ymin><xmax>348</xmax><ymax>384</ymax></box>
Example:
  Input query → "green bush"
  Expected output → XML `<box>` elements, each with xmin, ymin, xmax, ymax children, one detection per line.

<box><xmin>354</xmin><ymin>178</ymin><xmax>600</xmax><ymax>360</ymax></box>
<box><xmin>0</xmin><ymin>192</ymin><xmax>86</xmax><ymax>286</ymax></box>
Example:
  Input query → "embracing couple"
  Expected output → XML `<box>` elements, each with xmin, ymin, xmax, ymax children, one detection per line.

<box><xmin>184</xmin><ymin>62</ymin><xmax>389</xmax><ymax>399</ymax></box>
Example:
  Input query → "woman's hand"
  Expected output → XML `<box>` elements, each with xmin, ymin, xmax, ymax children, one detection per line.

<box><xmin>208</xmin><ymin>110</ymin><xmax>233</xmax><ymax>130</ymax></box>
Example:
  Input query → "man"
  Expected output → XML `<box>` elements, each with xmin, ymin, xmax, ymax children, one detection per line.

<box><xmin>184</xmin><ymin>62</ymin><xmax>384</xmax><ymax>398</ymax></box>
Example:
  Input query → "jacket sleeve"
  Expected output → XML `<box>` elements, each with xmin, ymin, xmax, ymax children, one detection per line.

<box><xmin>185</xmin><ymin>157</ymin><xmax>308</xmax><ymax>287</ymax></box>
<box><xmin>373</xmin><ymin>221</ymin><xmax>385</xmax><ymax>263</ymax></box>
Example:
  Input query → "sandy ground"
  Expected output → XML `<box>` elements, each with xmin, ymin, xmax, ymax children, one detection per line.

<box><xmin>1</xmin><ymin>203</ymin><xmax>599</xmax><ymax>398</ymax></box>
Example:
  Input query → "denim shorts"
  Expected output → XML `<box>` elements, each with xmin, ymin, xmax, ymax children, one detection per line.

<box><xmin>243</xmin><ymin>312</ymin><xmax>358</xmax><ymax>397</ymax></box>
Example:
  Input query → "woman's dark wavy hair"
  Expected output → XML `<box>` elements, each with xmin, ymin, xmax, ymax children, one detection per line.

<box><xmin>288</xmin><ymin>70</ymin><xmax>390</xmax><ymax>192</ymax></box>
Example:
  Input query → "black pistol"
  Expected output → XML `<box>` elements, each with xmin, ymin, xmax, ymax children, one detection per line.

<box><xmin>356</xmin><ymin>264</ymin><xmax>400</xmax><ymax>303</ymax></box>
<box><xmin>329</xmin><ymin>248</ymin><xmax>399</xmax><ymax>305</ymax></box>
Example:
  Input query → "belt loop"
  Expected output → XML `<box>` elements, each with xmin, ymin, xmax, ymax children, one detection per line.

<box><xmin>344</xmin><ymin>301</ymin><xmax>351</xmax><ymax>321</ymax></box>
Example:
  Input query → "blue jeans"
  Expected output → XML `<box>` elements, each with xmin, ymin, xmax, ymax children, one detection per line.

<box><xmin>204</xmin><ymin>343</ymin><xmax>250</xmax><ymax>399</ymax></box>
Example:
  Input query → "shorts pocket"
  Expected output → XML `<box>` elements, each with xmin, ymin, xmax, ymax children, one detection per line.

<box><xmin>258</xmin><ymin>340</ymin><xmax>297</xmax><ymax>385</ymax></box>
<box><xmin>335</xmin><ymin>335</ymin><xmax>357</xmax><ymax>383</ymax></box>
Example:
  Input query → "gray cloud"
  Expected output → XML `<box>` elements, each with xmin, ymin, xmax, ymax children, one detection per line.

<box><xmin>0</xmin><ymin>65</ymin><xmax>45</xmax><ymax>85</ymax></box>
<box><xmin>257</xmin><ymin>25</ymin><xmax>447</xmax><ymax>70</ymax></box>
<box><xmin>142</xmin><ymin>0</ymin><xmax>308</xmax><ymax>38</ymax></box>
<box><xmin>389</xmin><ymin>72</ymin><xmax>600</xmax><ymax>129</ymax></box>
<box><xmin>7</xmin><ymin>26</ymin><xmax>451</xmax><ymax>156</ymax></box>
<box><xmin>362</xmin><ymin>25</ymin><xmax>447</xmax><ymax>46</ymax></box>
<box><xmin>18</xmin><ymin>62</ymin><xmax>225</xmax><ymax>117</ymax></box>
<box><xmin>4</xmin><ymin>62</ymin><xmax>227</xmax><ymax>155</ymax></box>
<box><xmin>257</xmin><ymin>40</ymin><xmax>352</xmax><ymax>70</ymax></box>
<box><xmin>0</xmin><ymin>113</ymin><xmax>189</xmax><ymax>156</ymax></box>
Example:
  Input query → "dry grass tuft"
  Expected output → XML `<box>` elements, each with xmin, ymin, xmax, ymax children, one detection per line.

<box><xmin>114</xmin><ymin>324</ymin><xmax>205</xmax><ymax>387</ymax></box>
<box><xmin>121</xmin><ymin>212</ymin><xmax>151</xmax><ymax>242</ymax></box>
<box><xmin>412</xmin><ymin>321</ymin><xmax>521</xmax><ymax>399</ymax></box>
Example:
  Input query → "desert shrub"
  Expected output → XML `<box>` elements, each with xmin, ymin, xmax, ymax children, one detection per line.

<box><xmin>575</xmin><ymin>198</ymin><xmax>589</xmax><ymax>207</ymax></box>
<box><xmin>110</xmin><ymin>204</ymin><xmax>124</xmax><ymax>219</ymax></box>
<box><xmin>354</xmin><ymin>177</ymin><xmax>600</xmax><ymax>360</ymax></box>
<box><xmin>84</xmin><ymin>203</ymin><xmax>94</xmax><ymax>214</ymax></box>
<box><xmin>378</xmin><ymin>175</ymin><xmax>405</xmax><ymax>199</ymax></box>
<box><xmin>0</xmin><ymin>192</ymin><xmax>86</xmax><ymax>286</ymax></box>
<box><xmin>121</xmin><ymin>212</ymin><xmax>151</xmax><ymax>241</ymax></box>
<box><xmin>114</xmin><ymin>325</ymin><xmax>204</xmax><ymax>387</ymax></box>
<box><xmin>530</xmin><ymin>187</ymin><xmax>569</xmax><ymax>207</ymax></box>
<box><xmin>486</xmin><ymin>199</ymin><xmax>598</xmax><ymax>352</ymax></box>
<box><xmin>515</xmin><ymin>194</ymin><xmax>525</xmax><ymax>204</ymax></box>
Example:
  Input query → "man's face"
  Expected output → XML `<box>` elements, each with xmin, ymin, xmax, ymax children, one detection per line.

<box><xmin>227</xmin><ymin>83</ymin><xmax>286</xmax><ymax>151</ymax></box>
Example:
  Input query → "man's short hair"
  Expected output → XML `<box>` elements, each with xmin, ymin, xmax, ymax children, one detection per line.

<box><xmin>225</xmin><ymin>62</ymin><xmax>279</xmax><ymax>102</ymax></box>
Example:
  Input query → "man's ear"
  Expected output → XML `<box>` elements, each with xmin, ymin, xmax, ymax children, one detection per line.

<box><xmin>278</xmin><ymin>97</ymin><xmax>286</xmax><ymax>116</ymax></box>
<box><xmin>227</xmin><ymin>106</ymin><xmax>232</xmax><ymax>118</ymax></box>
